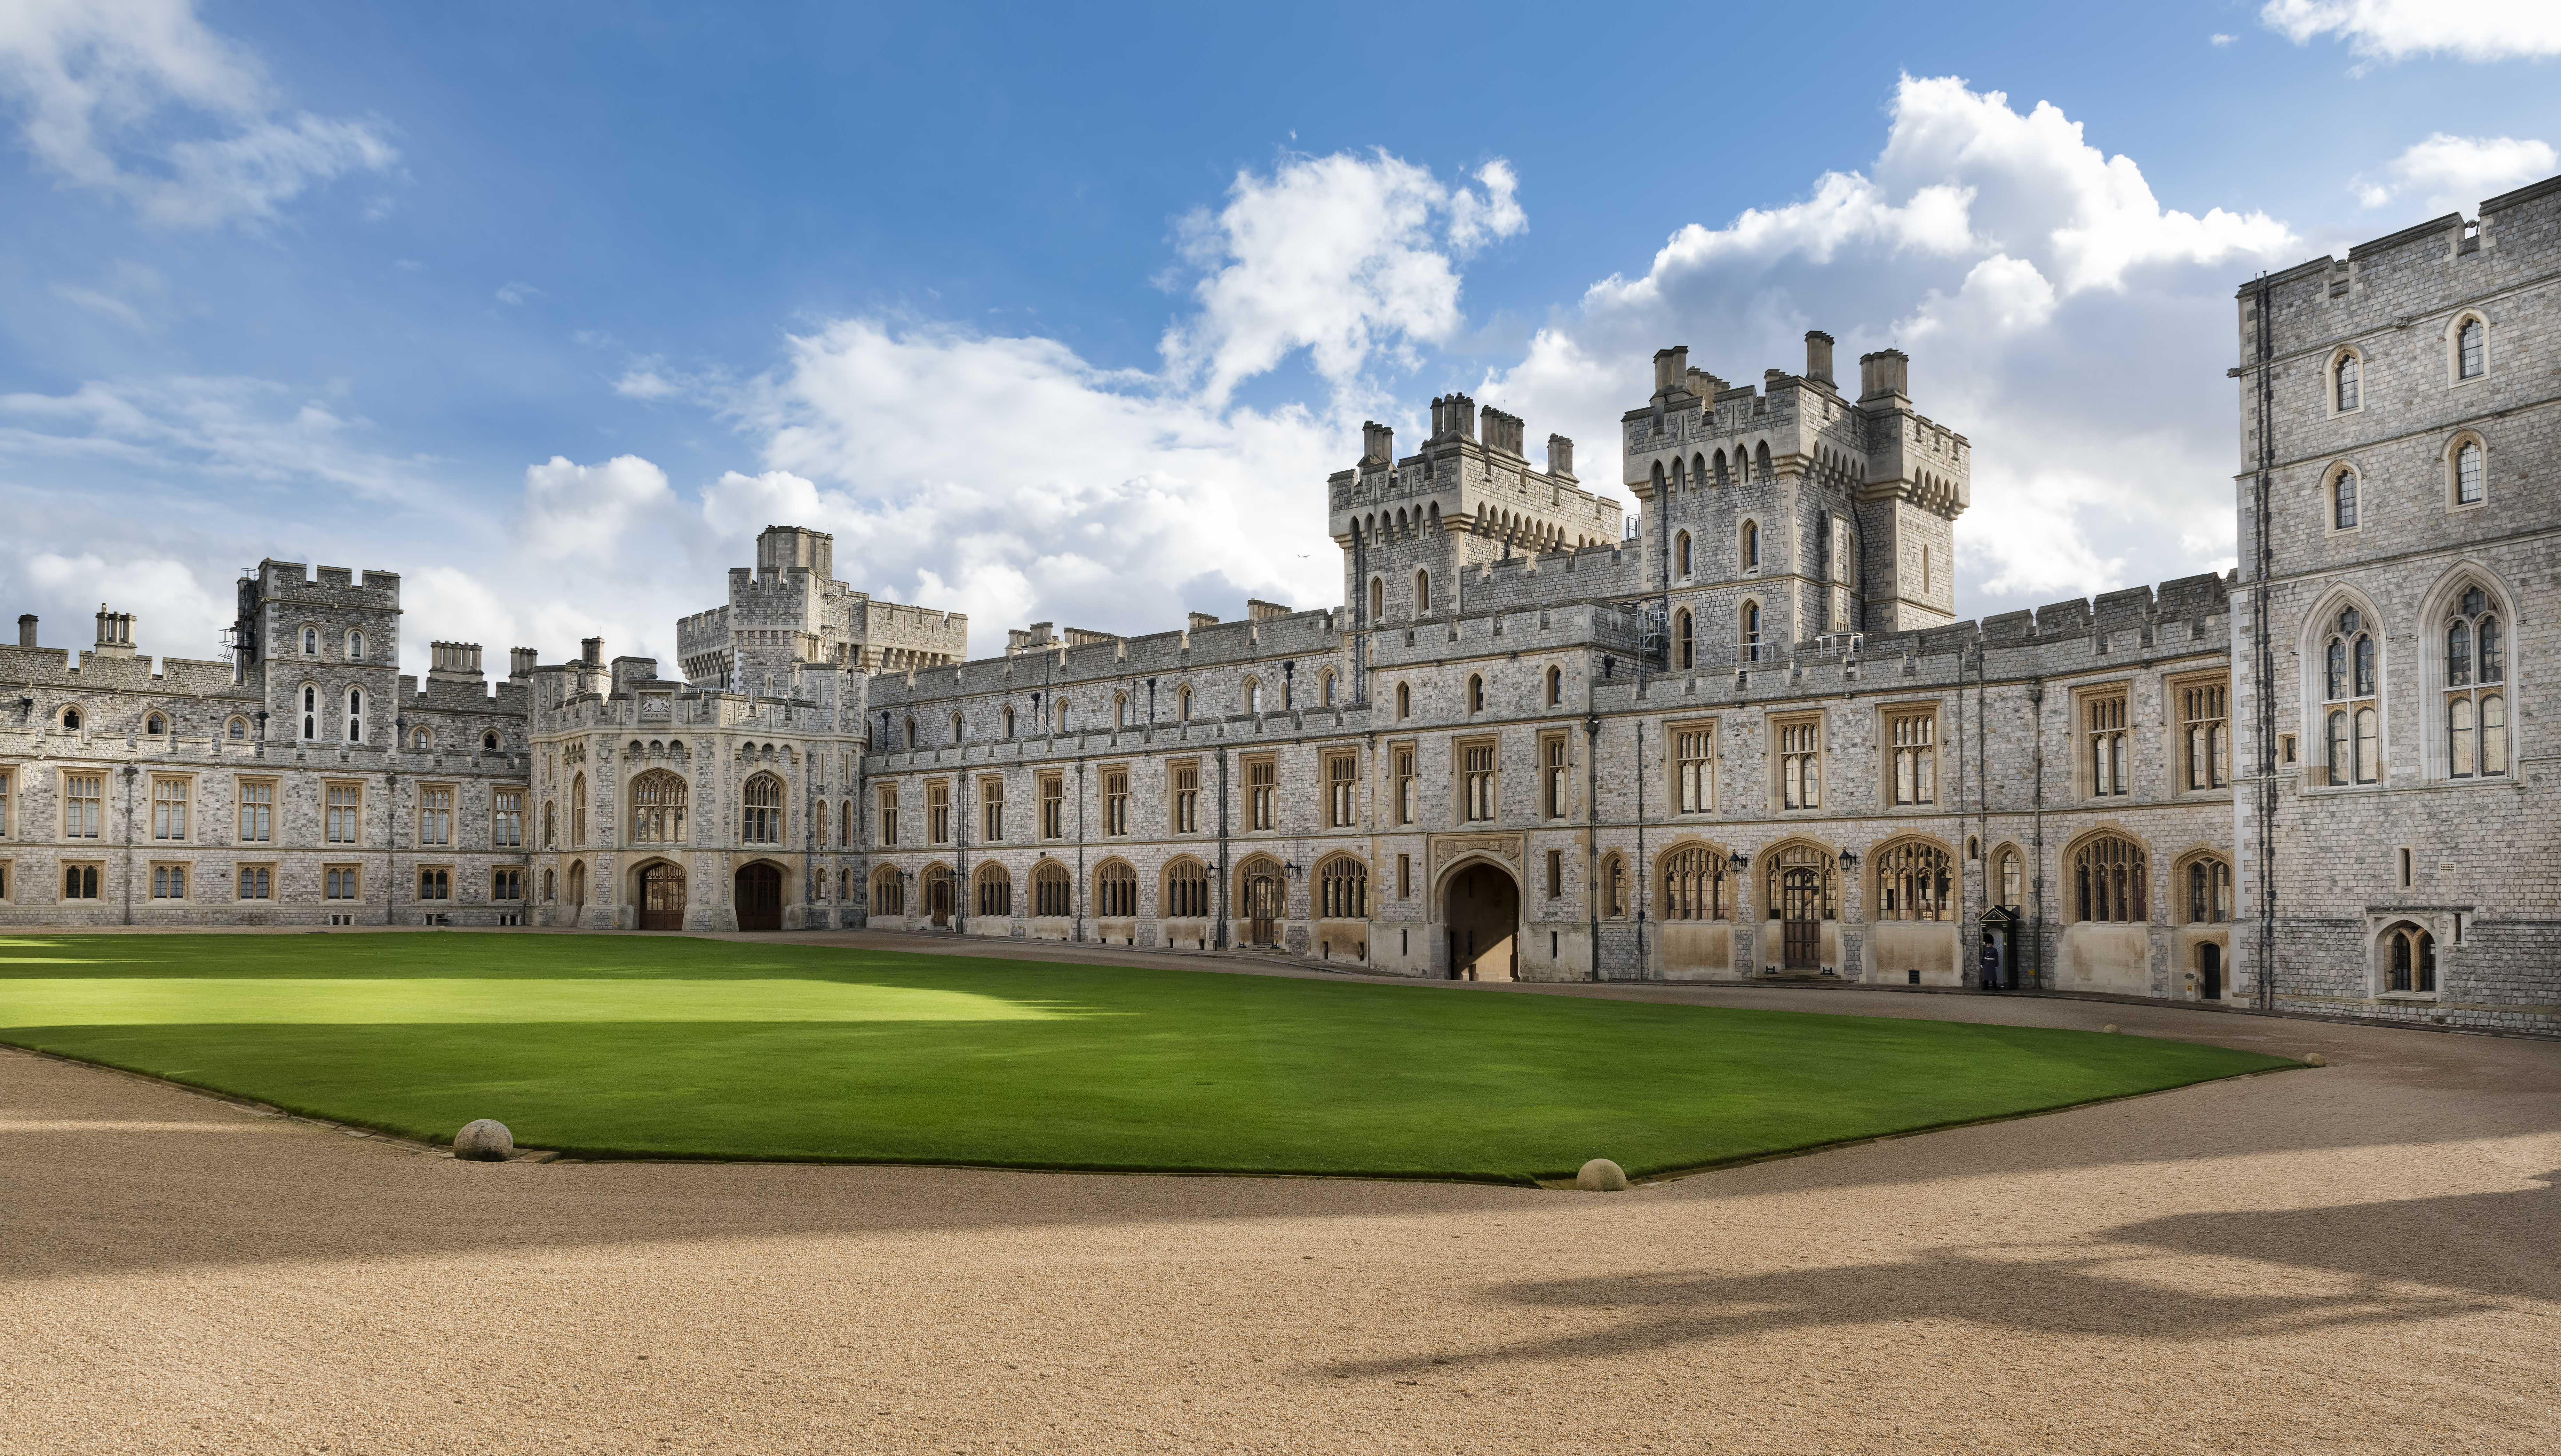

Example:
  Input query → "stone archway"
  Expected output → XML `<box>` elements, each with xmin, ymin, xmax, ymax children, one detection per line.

<box><xmin>637</xmin><ymin>861</ymin><xmax>686</xmax><ymax>931</ymax></box>
<box><xmin>735</xmin><ymin>862</ymin><xmax>783</xmax><ymax>932</ymax></box>
<box><xmin>1443</xmin><ymin>860</ymin><xmax>1520</xmax><ymax>981</ymax></box>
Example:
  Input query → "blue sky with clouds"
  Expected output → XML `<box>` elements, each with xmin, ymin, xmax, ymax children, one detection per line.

<box><xmin>2</xmin><ymin>0</ymin><xmax>2556</xmax><ymax>675</ymax></box>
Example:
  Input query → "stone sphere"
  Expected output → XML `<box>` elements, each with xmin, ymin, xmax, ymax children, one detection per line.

<box><xmin>454</xmin><ymin>1119</ymin><xmax>514</xmax><ymax>1161</ymax></box>
<box><xmin>2303</xmin><ymin>1052</ymin><xmax>2328</xmax><ymax>1067</ymax></box>
<box><xmin>1576</xmin><ymin>1158</ymin><xmax>1629</xmax><ymax>1192</ymax></box>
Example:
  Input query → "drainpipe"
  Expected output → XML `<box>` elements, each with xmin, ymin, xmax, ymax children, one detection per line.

<box><xmin>2029</xmin><ymin>680</ymin><xmax>2046</xmax><ymax>989</ymax></box>
<box><xmin>1585</xmin><ymin>710</ymin><xmax>1601</xmax><ymax>981</ymax></box>
<box><xmin>1214</xmin><ymin>750</ymin><xmax>1231</xmax><ymax>949</ymax></box>
<box><xmin>1074</xmin><ymin>759</ymin><xmax>1087</xmax><ymax>943</ymax></box>
<box><xmin>120</xmin><ymin>764</ymin><xmax>137</xmax><ymax>925</ymax></box>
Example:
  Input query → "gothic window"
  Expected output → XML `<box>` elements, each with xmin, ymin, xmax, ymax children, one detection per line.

<box><xmin>229</xmin><ymin>717</ymin><xmax>247</xmax><ymax>740</ymax></box>
<box><xmin>1105</xmin><ymin>767</ymin><xmax>1131</xmax><ymax>835</ymax></box>
<box><xmin>2086</xmin><ymin>694</ymin><xmax>2130</xmax><ymax>797</ymax></box>
<box><xmin>1115</xmin><ymin>693</ymin><xmax>1130</xmax><ymax>728</ymax></box>
<box><xmin>569</xmin><ymin>774</ymin><xmax>587</xmax><ymax>846</ymax></box>
<box><xmin>1394</xmin><ymin>747</ymin><xmax>1415</xmax><ymax>825</ymax></box>
<box><xmin>1245</xmin><ymin>678</ymin><xmax>1262</xmax><ymax>714</ymax></box>
<box><xmin>1544</xmin><ymin>737</ymin><xmax>1568</xmax><ymax>818</ymax></box>
<box><xmin>872</xmin><ymin>866</ymin><xmax>904</xmax><ymax>917</ymax></box>
<box><xmin>1659</xmin><ymin>846</ymin><xmax>1728</xmax><ymax>921</ymax></box>
<box><xmin>482</xmin><ymin>731</ymin><xmax>499</xmax><ymax>750</ymax></box>
<box><xmin>61</xmin><ymin>707</ymin><xmax>80</xmax><ymax>731</ymax></box>
<box><xmin>1765</xmin><ymin>845</ymin><xmax>1838</xmax><ymax>920</ymax></box>
<box><xmin>977</xmin><ymin>864</ymin><xmax>1013</xmax><ymax>918</ymax></box>
<box><xmin>493</xmin><ymin>789</ymin><xmax>523</xmax><ymax>847</ymax></box>
<box><xmin>2072</xmin><ymin>836</ymin><xmax>2148</xmax><ymax>923</ymax></box>
<box><xmin>1875</xmin><ymin>840</ymin><xmax>1952</xmax><ymax>922</ymax></box>
<box><xmin>2458</xmin><ymin>318</ymin><xmax>2484</xmax><ymax>379</ymax></box>
<box><xmin>1033</xmin><ymin>861</ymin><xmax>1071</xmax><ymax>917</ymax></box>
<box><xmin>1742</xmin><ymin>600</ymin><xmax>1762</xmax><ymax>663</ymax></box>
<box><xmin>1462</xmin><ymin>743</ymin><xmax>1497</xmax><ymax>822</ymax></box>
<box><xmin>346</xmin><ymin>630</ymin><xmax>365</xmax><ymax>660</ymax></box>
<box><xmin>1676</xmin><ymin>728</ymin><xmax>1712</xmax><ymax>813</ymax></box>
<box><xmin>302</xmin><ymin>627</ymin><xmax>318</xmax><ymax>655</ymax></box>
<box><xmin>2385</xmin><ymin>923</ymin><xmax>2436</xmax><ymax>993</ymax></box>
<box><xmin>1177</xmin><ymin>686</ymin><xmax>1192</xmax><ymax>721</ymax></box>
<box><xmin>631</xmin><ymin>771</ymin><xmax>688</xmax><ymax>843</ymax></box>
<box><xmin>951</xmin><ymin>710</ymin><xmax>964</xmax><ymax>744</ymax></box>
<box><xmin>1996</xmin><ymin>847</ymin><xmax>2023</xmax><ymax>909</ymax></box>
<box><xmin>1396</xmin><ymin>682</ymin><xmax>1411</xmax><ymax>719</ymax></box>
<box><xmin>300</xmin><ymin>685</ymin><xmax>317</xmax><ymax>741</ymax></box>
<box><xmin>1546</xmin><ymin>666</ymin><xmax>1562</xmax><ymax>706</ymax></box>
<box><xmin>1096</xmin><ymin>860</ymin><xmax>1139</xmax><ymax>917</ymax></box>
<box><xmin>1675</xmin><ymin>609</ymin><xmax>1694</xmax><ymax>670</ymax></box>
<box><xmin>1675</xmin><ymin>531</ymin><xmax>1692</xmax><ymax>579</ymax></box>
<box><xmin>410</xmin><ymin>727</ymin><xmax>430</xmax><ymax>751</ymax></box>
<box><xmin>2455</xmin><ymin>440</ymin><xmax>2484</xmax><ymax>506</ymax></box>
<box><xmin>1319</xmin><ymin>856</ymin><xmax>1367</xmax><ymax>918</ymax></box>
<box><xmin>238</xmin><ymin>780</ymin><xmax>272</xmax><ymax>842</ymax></box>
<box><xmin>2183</xmin><ymin>683</ymin><xmax>2229</xmax><ymax>790</ymax></box>
<box><xmin>2444</xmin><ymin>585</ymin><xmax>2507</xmax><ymax>779</ymax></box>
<box><xmin>1040</xmin><ymin>773</ymin><xmax>1064</xmax><ymax>837</ymax></box>
<box><xmin>1058</xmin><ymin>700</ymin><xmax>1073</xmax><ymax>733</ymax></box>
<box><xmin>542</xmin><ymin>799</ymin><xmax>556</xmax><ymax>849</ymax></box>
<box><xmin>1320</xmin><ymin>671</ymin><xmax>1337</xmax><ymax>707</ymax></box>
<box><xmin>1173</xmin><ymin>761</ymin><xmax>1199</xmax><ymax>833</ymax></box>
<box><xmin>1416</xmin><ymin>569</ymin><xmax>1432</xmax><ymax>614</ymax></box>
<box><xmin>418</xmin><ymin>786</ymin><xmax>452</xmax><ymax>846</ymax></box>
<box><xmin>1369</xmin><ymin>577</ymin><xmax>1384</xmax><ymax>621</ymax></box>
<box><xmin>1329</xmin><ymin>754</ymin><xmax>1357</xmax><ymax>827</ymax></box>
<box><xmin>927</xmin><ymin>780</ymin><xmax>950</xmax><ymax>843</ymax></box>
<box><xmin>1467</xmin><ymin>674</ymin><xmax>1484</xmax><ymax>713</ymax></box>
<box><xmin>1742</xmin><ymin>520</ymin><xmax>1760</xmax><ymax>570</ymax></box>
<box><xmin>1248</xmin><ymin>760</ymin><xmax>1275</xmax><ymax>830</ymax></box>
<box><xmin>1889</xmin><ymin>710</ymin><xmax>1936</xmax><ymax>805</ymax></box>
<box><xmin>1002</xmin><ymin>704</ymin><xmax>1017</xmax><ymax>737</ymax></box>
<box><xmin>905</xmin><ymin>717</ymin><xmax>918</xmax><ymax>749</ymax></box>
<box><xmin>1165</xmin><ymin>858</ymin><xmax>1210</xmax><ymax>918</ymax></box>
<box><xmin>1779</xmin><ymin>720</ymin><xmax>1821</xmax><ymax>809</ymax></box>
<box><xmin>1602</xmin><ymin>852</ymin><xmax>1626</xmax><ymax>917</ymax></box>
<box><xmin>346</xmin><ymin>688</ymin><xmax>364</xmax><ymax>742</ymax></box>
<box><xmin>2332</xmin><ymin>468</ymin><xmax>2359</xmax><ymax>530</ymax></box>
<box><xmin>740</xmin><ymin>773</ymin><xmax>782</xmax><ymax>843</ymax></box>
<box><xmin>151</xmin><ymin>778</ymin><xmax>188</xmax><ymax>840</ymax></box>
<box><xmin>327</xmin><ymin>783</ymin><xmax>363</xmax><ymax>845</ymax></box>
<box><xmin>144</xmin><ymin>714</ymin><xmax>164</xmax><ymax>735</ymax></box>
<box><xmin>2186</xmin><ymin>857</ymin><xmax>2233</xmax><ymax>923</ymax></box>
<box><xmin>2334</xmin><ymin>352</ymin><xmax>2360</xmax><ymax>412</ymax></box>
<box><xmin>2324</xmin><ymin>607</ymin><xmax>2381</xmax><ymax>785</ymax></box>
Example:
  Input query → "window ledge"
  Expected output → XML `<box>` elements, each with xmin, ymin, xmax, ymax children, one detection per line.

<box><xmin>2376</xmin><ymin>992</ymin><xmax>2441</xmax><ymax>1003</ymax></box>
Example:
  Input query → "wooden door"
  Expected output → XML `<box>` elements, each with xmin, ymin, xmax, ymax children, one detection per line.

<box><xmin>1243</xmin><ymin>869</ymin><xmax>1280</xmax><ymax>946</ymax></box>
<box><xmin>736</xmin><ymin>864</ymin><xmax>783</xmax><ymax>932</ymax></box>
<box><xmin>2199</xmin><ymin>942</ymin><xmax>2222</xmax><ymax>1000</ymax></box>
<box><xmin>926</xmin><ymin>869</ymin><xmax>952</xmax><ymax>927</ymax></box>
<box><xmin>639</xmin><ymin>864</ymin><xmax>687</xmax><ymax>931</ymax></box>
<box><xmin>1781</xmin><ymin>868</ymin><xmax>1821</xmax><ymax>969</ymax></box>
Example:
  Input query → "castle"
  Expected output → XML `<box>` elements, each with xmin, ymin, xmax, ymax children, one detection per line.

<box><xmin>5</xmin><ymin>175</ymin><xmax>2558</xmax><ymax>1034</ymax></box>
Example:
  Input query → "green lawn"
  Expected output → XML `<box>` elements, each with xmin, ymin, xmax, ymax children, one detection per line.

<box><xmin>0</xmin><ymin>933</ymin><xmax>2294</xmax><ymax>1184</ymax></box>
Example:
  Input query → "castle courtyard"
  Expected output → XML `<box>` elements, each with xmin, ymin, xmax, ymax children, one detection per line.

<box><xmin>3</xmin><ymin>936</ymin><xmax>2552</xmax><ymax>1455</ymax></box>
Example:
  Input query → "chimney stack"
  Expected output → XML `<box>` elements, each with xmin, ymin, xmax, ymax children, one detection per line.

<box><xmin>1805</xmin><ymin>331</ymin><xmax>1836</xmax><ymax>387</ymax></box>
<box><xmin>16</xmin><ymin>614</ymin><xmax>33</xmax><ymax>649</ymax></box>
<box><xmin>1361</xmin><ymin>420</ymin><xmax>1395</xmax><ymax>464</ymax></box>
<box><xmin>581</xmin><ymin>636</ymin><xmax>604</xmax><ymax>666</ymax></box>
<box><xmin>509</xmin><ymin>647</ymin><xmax>538</xmax><ymax>679</ymax></box>
<box><xmin>1547</xmin><ymin>434</ymin><xmax>1576</xmax><ymax>480</ymax></box>
<box><xmin>92</xmin><ymin>604</ymin><xmax>135</xmax><ymax>657</ymax></box>
<box><xmin>1859</xmin><ymin>349</ymin><xmax>1910</xmax><ymax>401</ymax></box>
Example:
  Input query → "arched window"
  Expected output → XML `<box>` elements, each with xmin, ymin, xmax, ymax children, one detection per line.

<box><xmin>145</xmin><ymin>714</ymin><xmax>164</xmax><ymax>734</ymax></box>
<box><xmin>1244</xmin><ymin>679</ymin><xmax>1261</xmax><ymax>714</ymax></box>
<box><xmin>2455</xmin><ymin>440</ymin><xmax>2484</xmax><ymax>506</ymax></box>
<box><xmin>1416</xmin><ymin>569</ymin><xmax>1432</xmax><ymax>614</ymax></box>
<box><xmin>227</xmin><ymin>717</ymin><xmax>247</xmax><ymax>740</ymax></box>
<box><xmin>542</xmin><ymin>799</ymin><xmax>556</xmax><ymax>849</ymax></box>
<box><xmin>1369</xmin><ymin>577</ymin><xmax>1384</xmax><ymax>621</ymax></box>
<box><xmin>2185</xmin><ymin>857</ymin><xmax>2233</xmax><ymax>923</ymax></box>
<box><xmin>543</xmin><ymin>868</ymin><xmax>556</xmax><ymax>902</ymax></box>
<box><xmin>345</xmin><ymin>688</ymin><xmax>363</xmax><ymax>742</ymax></box>
<box><xmin>1545</xmin><ymin>666</ymin><xmax>1562</xmax><ymax>706</ymax></box>
<box><xmin>1057</xmin><ymin>699</ymin><xmax>1072</xmax><ymax>733</ymax></box>
<box><xmin>1002</xmin><ymin>704</ymin><xmax>1017</xmax><ymax>736</ymax></box>
<box><xmin>871</xmin><ymin>866</ymin><xmax>905</xmax><ymax>916</ymax></box>
<box><xmin>2385</xmin><ymin>923</ymin><xmax>2436</xmax><ymax>993</ymax></box>
<box><xmin>1319</xmin><ymin>857</ymin><xmax>1367</xmax><ymax>918</ymax></box>
<box><xmin>346</xmin><ymin>630</ymin><xmax>364</xmax><ymax>660</ymax></box>
<box><xmin>1396</xmin><ymin>682</ymin><xmax>1411</xmax><ymax>719</ymax></box>
<box><xmin>1766</xmin><ymin>845</ymin><xmax>1838</xmax><ymax>921</ymax></box>
<box><xmin>905</xmin><ymin>717</ymin><xmax>917</xmax><ymax>750</ymax></box>
<box><xmin>1033</xmin><ymin>861</ymin><xmax>1072</xmax><ymax>917</ymax></box>
<box><xmin>2071</xmin><ymin>836</ymin><xmax>2148</xmax><ymax>923</ymax></box>
<box><xmin>1467</xmin><ymin>674</ymin><xmax>1484</xmax><ymax>713</ymax></box>
<box><xmin>300</xmin><ymin>685</ymin><xmax>316</xmax><ymax>741</ymax></box>
<box><xmin>2458</xmin><ymin>318</ymin><xmax>2484</xmax><ymax>380</ymax></box>
<box><xmin>1996</xmin><ymin>847</ymin><xmax>2024</xmax><ymax>909</ymax></box>
<box><xmin>482</xmin><ymin>730</ymin><xmax>498</xmax><ymax>750</ymax></box>
<box><xmin>1742</xmin><ymin>520</ymin><xmax>1760</xmax><ymax>569</ymax></box>
<box><xmin>1675</xmin><ymin>530</ymin><xmax>1692</xmax><ymax>578</ymax></box>
<box><xmin>2323</xmin><ymin>606</ymin><xmax>2380</xmax><ymax>785</ymax></box>
<box><xmin>1164</xmin><ymin>857</ymin><xmax>1210</xmax><ymax>918</ymax></box>
<box><xmin>977</xmin><ymin>863</ymin><xmax>1014</xmax><ymax>917</ymax></box>
<box><xmin>1875</xmin><ymin>840</ymin><xmax>1952</xmax><ymax>922</ymax></box>
<box><xmin>950</xmin><ymin>711</ymin><xmax>964</xmax><ymax>744</ymax></box>
<box><xmin>1741</xmin><ymin>601</ymin><xmax>1762</xmax><ymax>663</ymax></box>
<box><xmin>740</xmin><ymin>773</ymin><xmax>782</xmax><ymax>843</ymax></box>
<box><xmin>1115</xmin><ymin>693</ymin><xmax>1130</xmax><ymax>727</ymax></box>
<box><xmin>410</xmin><ymin>726</ymin><xmax>429</xmax><ymax>751</ymax></box>
<box><xmin>1601</xmin><ymin>852</ymin><xmax>1626</xmax><ymax>917</ymax></box>
<box><xmin>1096</xmin><ymin>861</ymin><xmax>1139</xmax><ymax>917</ymax></box>
<box><xmin>2444</xmin><ymin>584</ymin><xmax>2507</xmax><ymax>779</ymax></box>
<box><xmin>1177</xmin><ymin>686</ymin><xmax>1192</xmax><ymax>721</ymax></box>
<box><xmin>302</xmin><ymin>627</ymin><xmax>318</xmax><ymax>655</ymax></box>
<box><xmin>841</xmin><ymin>799</ymin><xmax>853</xmax><ymax>846</ymax></box>
<box><xmin>2332</xmin><ymin>467</ymin><xmax>2359</xmax><ymax>530</ymax></box>
<box><xmin>1659</xmin><ymin>846</ymin><xmax>1728</xmax><ymax>921</ymax></box>
<box><xmin>1675</xmin><ymin>609</ymin><xmax>1694</xmax><ymax>670</ymax></box>
<box><xmin>61</xmin><ymin>706</ymin><xmax>80</xmax><ymax>731</ymax></box>
<box><xmin>571</xmin><ymin>774</ymin><xmax>587</xmax><ymax>846</ymax></box>
<box><xmin>631</xmin><ymin>771</ymin><xmax>688</xmax><ymax>844</ymax></box>
<box><xmin>2335</xmin><ymin>352</ymin><xmax>2360</xmax><ymax>412</ymax></box>
<box><xmin>1319</xmin><ymin>671</ymin><xmax>1336</xmax><ymax>707</ymax></box>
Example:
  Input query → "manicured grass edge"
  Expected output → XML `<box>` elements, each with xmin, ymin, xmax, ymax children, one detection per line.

<box><xmin>0</xmin><ymin>1029</ymin><xmax>2305</xmax><ymax>1188</ymax></box>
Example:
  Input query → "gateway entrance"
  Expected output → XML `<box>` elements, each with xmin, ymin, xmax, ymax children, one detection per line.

<box><xmin>639</xmin><ymin>863</ymin><xmax>686</xmax><ymax>931</ymax></box>
<box><xmin>735</xmin><ymin>864</ymin><xmax>783</xmax><ymax>932</ymax></box>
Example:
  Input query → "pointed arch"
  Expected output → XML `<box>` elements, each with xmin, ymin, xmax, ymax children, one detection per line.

<box><xmin>2297</xmin><ymin>582</ymin><xmax>2390</xmax><ymax>788</ymax></box>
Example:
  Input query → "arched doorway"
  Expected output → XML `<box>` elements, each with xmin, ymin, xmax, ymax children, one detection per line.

<box><xmin>638</xmin><ymin>862</ymin><xmax>686</xmax><ymax>931</ymax></box>
<box><xmin>735</xmin><ymin>863</ymin><xmax>783</xmax><ymax>932</ymax></box>
<box><xmin>923</xmin><ymin>865</ymin><xmax>954</xmax><ymax>927</ymax></box>
<box><xmin>1238</xmin><ymin>856</ymin><xmax>1283</xmax><ymax>946</ymax></box>
<box><xmin>567</xmin><ymin>860</ymin><xmax>587</xmax><ymax>923</ymax></box>
<box><xmin>2198</xmin><ymin>941</ymin><xmax>2223</xmax><ymax>1001</ymax></box>
<box><xmin>1444</xmin><ymin>861</ymin><xmax>1519</xmax><ymax>981</ymax></box>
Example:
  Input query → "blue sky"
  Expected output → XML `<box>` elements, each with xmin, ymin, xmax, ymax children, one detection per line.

<box><xmin>2</xmin><ymin>0</ymin><xmax>2556</xmax><ymax>676</ymax></box>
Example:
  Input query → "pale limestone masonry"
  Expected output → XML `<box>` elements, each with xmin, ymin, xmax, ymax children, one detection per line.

<box><xmin>9</xmin><ymin>174</ymin><xmax>2559</xmax><ymax>1035</ymax></box>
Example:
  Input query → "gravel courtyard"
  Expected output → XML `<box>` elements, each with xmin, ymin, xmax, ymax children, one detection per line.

<box><xmin>5</xmin><ymin>939</ymin><xmax>2554</xmax><ymax>1455</ymax></box>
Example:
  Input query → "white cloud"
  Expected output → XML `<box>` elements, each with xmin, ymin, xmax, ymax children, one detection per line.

<box><xmin>2211</xmin><ymin>33</ymin><xmax>2238</xmax><ymax>47</ymax></box>
<box><xmin>0</xmin><ymin>0</ymin><xmax>396</xmax><ymax>226</ymax></box>
<box><xmin>495</xmin><ymin>281</ymin><xmax>543</xmax><ymax>306</ymax></box>
<box><xmin>2261</xmin><ymin>0</ymin><xmax>2561</xmax><ymax>62</ymax></box>
<box><xmin>1477</xmin><ymin>74</ymin><xmax>2293</xmax><ymax>619</ymax></box>
<box><xmin>2351</xmin><ymin>133</ymin><xmax>2558</xmax><ymax>218</ymax></box>
<box><xmin>1161</xmin><ymin>148</ymin><xmax>1525</xmax><ymax>406</ymax></box>
<box><xmin>0</xmin><ymin>374</ymin><xmax>427</xmax><ymax>498</ymax></box>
